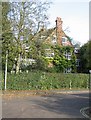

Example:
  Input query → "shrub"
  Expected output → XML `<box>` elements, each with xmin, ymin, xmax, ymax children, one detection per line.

<box><xmin>2</xmin><ymin>71</ymin><xmax>89</xmax><ymax>90</ymax></box>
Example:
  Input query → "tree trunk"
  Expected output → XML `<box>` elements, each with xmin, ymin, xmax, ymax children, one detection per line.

<box><xmin>16</xmin><ymin>53</ymin><xmax>21</xmax><ymax>74</ymax></box>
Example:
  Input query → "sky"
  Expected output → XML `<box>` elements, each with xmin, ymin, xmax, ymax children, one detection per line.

<box><xmin>48</xmin><ymin>0</ymin><xmax>89</xmax><ymax>46</ymax></box>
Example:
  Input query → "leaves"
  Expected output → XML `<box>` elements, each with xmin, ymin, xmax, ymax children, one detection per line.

<box><xmin>79</xmin><ymin>40</ymin><xmax>91</xmax><ymax>73</ymax></box>
<box><xmin>2</xmin><ymin>71</ymin><xmax>89</xmax><ymax>90</ymax></box>
<box><xmin>53</xmin><ymin>45</ymin><xmax>76</xmax><ymax>72</ymax></box>
<box><xmin>2</xmin><ymin>1</ymin><xmax>51</xmax><ymax>73</ymax></box>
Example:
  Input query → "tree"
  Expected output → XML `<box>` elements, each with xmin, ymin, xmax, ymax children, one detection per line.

<box><xmin>8</xmin><ymin>1</ymin><xmax>51</xmax><ymax>73</ymax></box>
<box><xmin>2</xmin><ymin>2</ymin><xmax>14</xmax><ymax>90</ymax></box>
<box><xmin>2</xmin><ymin>2</ymin><xmax>14</xmax><ymax>72</ymax></box>
<box><xmin>79</xmin><ymin>40</ymin><xmax>91</xmax><ymax>73</ymax></box>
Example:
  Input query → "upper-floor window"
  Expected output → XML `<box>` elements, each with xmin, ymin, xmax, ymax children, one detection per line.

<box><xmin>66</xmin><ymin>55</ymin><xmax>71</xmax><ymax>60</ymax></box>
<box><xmin>62</xmin><ymin>37</ymin><xmax>68</xmax><ymax>46</ymax></box>
<box><xmin>74</xmin><ymin>48</ymin><xmax>79</xmax><ymax>53</ymax></box>
<box><xmin>62</xmin><ymin>37</ymin><xmax>67</xmax><ymax>43</ymax></box>
<box><xmin>45</xmin><ymin>49</ymin><xmax>54</xmax><ymax>58</ymax></box>
<box><xmin>52</xmin><ymin>35</ymin><xmax>57</xmax><ymax>44</ymax></box>
<box><xmin>64</xmin><ymin>52</ymin><xmax>71</xmax><ymax>60</ymax></box>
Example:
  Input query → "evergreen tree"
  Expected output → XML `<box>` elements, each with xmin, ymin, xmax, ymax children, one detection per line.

<box><xmin>2</xmin><ymin>2</ymin><xmax>14</xmax><ymax>72</ymax></box>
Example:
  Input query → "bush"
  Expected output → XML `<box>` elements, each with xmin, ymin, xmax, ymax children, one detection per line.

<box><xmin>2</xmin><ymin>71</ymin><xmax>89</xmax><ymax>90</ymax></box>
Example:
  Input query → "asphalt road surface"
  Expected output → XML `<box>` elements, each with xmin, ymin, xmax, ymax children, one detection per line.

<box><xmin>2</xmin><ymin>91</ymin><xmax>89</xmax><ymax>118</ymax></box>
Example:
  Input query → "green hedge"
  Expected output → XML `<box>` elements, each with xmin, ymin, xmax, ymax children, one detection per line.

<box><xmin>2</xmin><ymin>71</ymin><xmax>89</xmax><ymax>90</ymax></box>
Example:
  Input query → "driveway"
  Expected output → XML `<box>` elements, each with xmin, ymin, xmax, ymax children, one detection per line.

<box><xmin>2</xmin><ymin>90</ymin><xmax>89</xmax><ymax>118</ymax></box>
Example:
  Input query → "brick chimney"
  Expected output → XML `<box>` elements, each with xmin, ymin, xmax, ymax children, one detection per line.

<box><xmin>55</xmin><ymin>17</ymin><xmax>63</xmax><ymax>46</ymax></box>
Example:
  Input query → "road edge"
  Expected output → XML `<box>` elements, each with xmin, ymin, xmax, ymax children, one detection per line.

<box><xmin>80</xmin><ymin>107</ymin><xmax>90</xmax><ymax>119</ymax></box>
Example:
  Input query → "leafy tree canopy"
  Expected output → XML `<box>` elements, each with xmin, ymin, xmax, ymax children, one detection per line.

<box><xmin>79</xmin><ymin>40</ymin><xmax>91</xmax><ymax>73</ymax></box>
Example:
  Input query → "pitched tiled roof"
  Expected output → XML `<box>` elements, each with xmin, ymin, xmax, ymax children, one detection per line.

<box><xmin>32</xmin><ymin>27</ymin><xmax>73</xmax><ymax>47</ymax></box>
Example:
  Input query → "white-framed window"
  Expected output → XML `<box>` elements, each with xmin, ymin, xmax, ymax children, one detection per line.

<box><xmin>76</xmin><ymin>59</ymin><xmax>80</xmax><ymax>67</ymax></box>
<box><xmin>45</xmin><ymin>49</ymin><xmax>54</xmax><ymax>58</ymax></box>
<box><xmin>65</xmin><ymin>68</ymin><xmax>72</xmax><ymax>73</ymax></box>
<box><xmin>41</xmin><ymin>35</ymin><xmax>46</xmax><ymax>39</ymax></box>
<box><xmin>62</xmin><ymin>37</ymin><xmax>67</xmax><ymax>43</ymax></box>
<box><xmin>74</xmin><ymin>48</ymin><xmax>79</xmax><ymax>53</ymax></box>
<box><xmin>64</xmin><ymin>52</ymin><xmax>71</xmax><ymax>60</ymax></box>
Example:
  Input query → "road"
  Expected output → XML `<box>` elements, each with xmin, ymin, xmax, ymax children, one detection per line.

<box><xmin>2</xmin><ymin>91</ymin><xmax>89</xmax><ymax>118</ymax></box>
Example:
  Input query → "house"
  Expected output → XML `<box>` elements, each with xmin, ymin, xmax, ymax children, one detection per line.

<box><xmin>29</xmin><ymin>17</ymin><xmax>76</xmax><ymax>72</ymax></box>
<box><xmin>32</xmin><ymin>17</ymin><xmax>73</xmax><ymax>45</ymax></box>
<box><xmin>32</xmin><ymin>17</ymin><xmax>73</xmax><ymax>56</ymax></box>
<box><xmin>17</xmin><ymin>17</ymin><xmax>80</xmax><ymax>73</ymax></box>
<box><xmin>37</xmin><ymin>17</ymin><xmax>73</xmax><ymax>47</ymax></box>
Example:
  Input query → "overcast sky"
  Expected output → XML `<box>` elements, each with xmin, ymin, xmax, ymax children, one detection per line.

<box><xmin>48</xmin><ymin>0</ymin><xmax>89</xmax><ymax>46</ymax></box>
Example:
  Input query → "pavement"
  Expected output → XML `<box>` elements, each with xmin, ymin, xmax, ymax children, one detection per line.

<box><xmin>2</xmin><ymin>90</ymin><xmax>90</xmax><ymax>119</ymax></box>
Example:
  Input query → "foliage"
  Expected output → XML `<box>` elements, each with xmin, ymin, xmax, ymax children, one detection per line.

<box><xmin>79</xmin><ymin>40</ymin><xmax>91</xmax><ymax>73</ymax></box>
<box><xmin>53</xmin><ymin>45</ymin><xmax>76</xmax><ymax>72</ymax></box>
<box><xmin>35</xmin><ymin>56</ymin><xmax>47</xmax><ymax>71</ymax></box>
<box><xmin>2</xmin><ymin>1</ymin><xmax>51</xmax><ymax>73</ymax></box>
<box><xmin>2</xmin><ymin>2</ymin><xmax>15</xmax><ymax>72</ymax></box>
<box><xmin>2</xmin><ymin>71</ymin><xmax>89</xmax><ymax>90</ymax></box>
